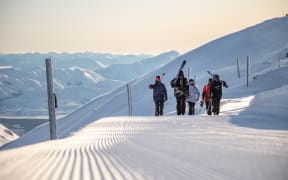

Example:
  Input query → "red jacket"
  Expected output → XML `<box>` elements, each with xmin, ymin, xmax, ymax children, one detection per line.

<box><xmin>202</xmin><ymin>83</ymin><xmax>211</xmax><ymax>102</ymax></box>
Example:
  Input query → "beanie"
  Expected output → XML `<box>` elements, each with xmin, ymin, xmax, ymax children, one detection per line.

<box><xmin>156</xmin><ymin>76</ymin><xmax>161</xmax><ymax>81</ymax></box>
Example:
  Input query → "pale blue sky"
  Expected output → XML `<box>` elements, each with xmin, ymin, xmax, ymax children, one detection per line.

<box><xmin>0</xmin><ymin>0</ymin><xmax>287</xmax><ymax>54</ymax></box>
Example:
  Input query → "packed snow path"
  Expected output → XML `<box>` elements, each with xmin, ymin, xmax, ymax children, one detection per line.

<box><xmin>0</xmin><ymin>116</ymin><xmax>288</xmax><ymax>180</ymax></box>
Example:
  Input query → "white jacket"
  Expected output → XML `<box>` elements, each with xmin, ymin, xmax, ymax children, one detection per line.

<box><xmin>186</xmin><ymin>85</ymin><xmax>200</xmax><ymax>103</ymax></box>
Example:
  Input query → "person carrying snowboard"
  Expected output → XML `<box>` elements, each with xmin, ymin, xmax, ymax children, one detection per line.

<box><xmin>200</xmin><ymin>78</ymin><xmax>212</xmax><ymax>115</ymax></box>
<box><xmin>210</xmin><ymin>74</ymin><xmax>224</xmax><ymax>115</ymax></box>
<box><xmin>149</xmin><ymin>76</ymin><xmax>167</xmax><ymax>116</ymax></box>
<box><xmin>171</xmin><ymin>70</ymin><xmax>189</xmax><ymax>115</ymax></box>
<box><xmin>186</xmin><ymin>79</ymin><xmax>200</xmax><ymax>115</ymax></box>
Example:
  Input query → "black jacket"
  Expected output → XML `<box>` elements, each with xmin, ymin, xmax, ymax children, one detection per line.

<box><xmin>211</xmin><ymin>80</ymin><xmax>222</xmax><ymax>99</ymax></box>
<box><xmin>150</xmin><ymin>81</ymin><xmax>167</xmax><ymax>102</ymax></box>
<box><xmin>173</xmin><ymin>77</ymin><xmax>188</xmax><ymax>97</ymax></box>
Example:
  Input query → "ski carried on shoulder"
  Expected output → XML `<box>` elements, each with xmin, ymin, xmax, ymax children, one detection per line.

<box><xmin>207</xmin><ymin>70</ymin><xmax>228</xmax><ymax>88</ymax></box>
<box><xmin>179</xmin><ymin>60</ymin><xmax>187</xmax><ymax>71</ymax></box>
<box><xmin>207</xmin><ymin>70</ymin><xmax>213</xmax><ymax>77</ymax></box>
<box><xmin>170</xmin><ymin>60</ymin><xmax>186</xmax><ymax>88</ymax></box>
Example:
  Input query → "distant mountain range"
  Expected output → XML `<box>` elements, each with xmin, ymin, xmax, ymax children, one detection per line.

<box><xmin>0</xmin><ymin>51</ymin><xmax>179</xmax><ymax>116</ymax></box>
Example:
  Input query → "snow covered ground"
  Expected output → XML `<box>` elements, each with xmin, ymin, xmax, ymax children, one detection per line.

<box><xmin>0</xmin><ymin>114</ymin><xmax>287</xmax><ymax>180</ymax></box>
<box><xmin>0</xmin><ymin>16</ymin><xmax>288</xmax><ymax>179</ymax></box>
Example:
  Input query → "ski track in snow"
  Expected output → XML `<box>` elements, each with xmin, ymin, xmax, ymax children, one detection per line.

<box><xmin>0</xmin><ymin>116</ymin><xmax>287</xmax><ymax>180</ymax></box>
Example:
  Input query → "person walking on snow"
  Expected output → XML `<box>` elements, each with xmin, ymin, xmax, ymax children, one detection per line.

<box><xmin>172</xmin><ymin>70</ymin><xmax>189</xmax><ymax>115</ymax></box>
<box><xmin>210</xmin><ymin>74</ymin><xmax>224</xmax><ymax>115</ymax></box>
<box><xmin>149</xmin><ymin>76</ymin><xmax>167</xmax><ymax>116</ymax></box>
<box><xmin>186</xmin><ymin>79</ymin><xmax>200</xmax><ymax>115</ymax></box>
<box><xmin>200</xmin><ymin>78</ymin><xmax>212</xmax><ymax>115</ymax></box>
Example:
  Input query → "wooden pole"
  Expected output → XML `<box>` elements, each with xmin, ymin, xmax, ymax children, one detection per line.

<box><xmin>45</xmin><ymin>58</ymin><xmax>57</xmax><ymax>140</ymax></box>
<box><xmin>237</xmin><ymin>57</ymin><xmax>240</xmax><ymax>78</ymax></box>
<box><xmin>279</xmin><ymin>53</ymin><xmax>281</xmax><ymax>68</ymax></box>
<box><xmin>127</xmin><ymin>84</ymin><xmax>132</xmax><ymax>116</ymax></box>
<box><xmin>246</xmin><ymin>56</ymin><xmax>250</xmax><ymax>87</ymax></box>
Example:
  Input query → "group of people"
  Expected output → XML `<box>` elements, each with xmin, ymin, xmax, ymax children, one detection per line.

<box><xmin>149</xmin><ymin>70</ymin><xmax>227</xmax><ymax>116</ymax></box>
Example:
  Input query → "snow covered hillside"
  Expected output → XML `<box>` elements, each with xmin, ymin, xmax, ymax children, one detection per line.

<box><xmin>0</xmin><ymin>51</ymin><xmax>179</xmax><ymax>115</ymax></box>
<box><xmin>2</xmin><ymin>16</ymin><xmax>287</xmax><ymax>149</ymax></box>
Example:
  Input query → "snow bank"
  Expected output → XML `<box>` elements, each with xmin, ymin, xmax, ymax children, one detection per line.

<box><xmin>0</xmin><ymin>124</ymin><xmax>18</xmax><ymax>147</ymax></box>
<box><xmin>231</xmin><ymin>85</ymin><xmax>288</xmax><ymax>130</ymax></box>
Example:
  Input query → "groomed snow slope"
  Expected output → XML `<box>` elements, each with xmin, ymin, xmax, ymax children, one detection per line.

<box><xmin>0</xmin><ymin>115</ymin><xmax>287</xmax><ymax>180</ymax></box>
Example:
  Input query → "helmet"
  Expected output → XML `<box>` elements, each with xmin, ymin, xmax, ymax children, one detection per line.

<box><xmin>179</xmin><ymin>70</ymin><xmax>184</xmax><ymax>77</ymax></box>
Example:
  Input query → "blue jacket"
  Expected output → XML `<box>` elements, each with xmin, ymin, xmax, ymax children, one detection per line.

<box><xmin>151</xmin><ymin>81</ymin><xmax>167</xmax><ymax>102</ymax></box>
